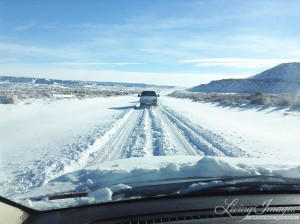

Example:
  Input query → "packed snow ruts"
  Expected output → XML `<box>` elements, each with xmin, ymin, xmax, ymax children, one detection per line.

<box><xmin>2</xmin><ymin>101</ymin><xmax>249</xmax><ymax>196</ymax></box>
<box><xmin>1</xmin><ymin>92</ymin><xmax>299</xmax><ymax>204</ymax></box>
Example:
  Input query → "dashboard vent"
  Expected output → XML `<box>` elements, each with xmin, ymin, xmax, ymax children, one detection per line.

<box><xmin>116</xmin><ymin>213</ymin><xmax>230</xmax><ymax>224</ymax></box>
<box><xmin>110</xmin><ymin>208</ymin><xmax>300</xmax><ymax>224</ymax></box>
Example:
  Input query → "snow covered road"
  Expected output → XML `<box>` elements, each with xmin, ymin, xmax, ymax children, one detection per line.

<box><xmin>84</xmin><ymin>99</ymin><xmax>250</xmax><ymax>164</ymax></box>
<box><xmin>1</xmin><ymin>94</ymin><xmax>299</xmax><ymax>196</ymax></box>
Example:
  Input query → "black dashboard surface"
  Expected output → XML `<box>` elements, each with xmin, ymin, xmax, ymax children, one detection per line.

<box><xmin>24</xmin><ymin>193</ymin><xmax>300</xmax><ymax>224</ymax></box>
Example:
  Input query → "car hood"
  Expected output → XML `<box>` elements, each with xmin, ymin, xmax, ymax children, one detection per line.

<box><xmin>16</xmin><ymin>156</ymin><xmax>300</xmax><ymax>210</ymax></box>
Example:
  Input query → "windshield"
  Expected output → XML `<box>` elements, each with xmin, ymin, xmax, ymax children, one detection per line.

<box><xmin>141</xmin><ymin>91</ymin><xmax>157</xmax><ymax>96</ymax></box>
<box><xmin>0</xmin><ymin>0</ymin><xmax>300</xmax><ymax>211</ymax></box>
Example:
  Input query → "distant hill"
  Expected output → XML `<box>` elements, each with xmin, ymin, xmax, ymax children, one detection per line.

<box><xmin>0</xmin><ymin>76</ymin><xmax>175</xmax><ymax>89</ymax></box>
<box><xmin>189</xmin><ymin>62</ymin><xmax>300</xmax><ymax>93</ymax></box>
<box><xmin>250</xmin><ymin>62</ymin><xmax>300</xmax><ymax>82</ymax></box>
<box><xmin>0</xmin><ymin>76</ymin><xmax>80</xmax><ymax>85</ymax></box>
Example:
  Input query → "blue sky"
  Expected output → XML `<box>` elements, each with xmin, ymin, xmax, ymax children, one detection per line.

<box><xmin>1</xmin><ymin>0</ymin><xmax>300</xmax><ymax>86</ymax></box>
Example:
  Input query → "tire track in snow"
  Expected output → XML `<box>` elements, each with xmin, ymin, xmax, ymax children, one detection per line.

<box><xmin>160</xmin><ymin>106</ymin><xmax>224</xmax><ymax>156</ymax></box>
<box><xmin>159</xmin><ymin>103</ymin><xmax>249</xmax><ymax>157</ymax></box>
<box><xmin>149</xmin><ymin>107</ymin><xmax>200</xmax><ymax>156</ymax></box>
<box><xmin>10</xmin><ymin>101</ymin><xmax>249</xmax><ymax>195</ymax></box>
<box><xmin>148</xmin><ymin>107</ymin><xmax>170</xmax><ymax>156</ymax></box>
<box><xmin>9</xmin><ymin>107</ymin><xmax>139</xmax><ymax>194</ymax></box>
<box><xmin>93</xmin><ymin>107</ymin><xmax>143</xmax><ymax>163</ymax></box>
<box><xmin>124</xmin><ymin>108</ymin><xmax>153</xmax><ymax>157</ymax></box>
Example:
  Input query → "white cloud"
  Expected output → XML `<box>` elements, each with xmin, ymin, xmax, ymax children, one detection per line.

<box><xmin>0</xmin><ymin>63</ymin><xmax>245</xmax><ymax>87</ymax></box>
<box><xmin>180</xmin><ymin>58</ymin><xmax>300</xmax><ymax>68</ymax></box>
<box><xmin>14</xmin><ymin>22</ymin><xmax>57</xmax><ymax>31</ymax></box>
<box><xmin>49</xmin><ymin>62</ymin><xmax>145</xmax><ymax>66</ymax></box>
<box><xmin>15</xmin><ymin>23</ymin><xmax>37</xmax><ymax>31</ymax></box>
<box><xmin>0</xmin><ymin>42</ymin><xmax>81</xmax><ymax>59</ymax></box>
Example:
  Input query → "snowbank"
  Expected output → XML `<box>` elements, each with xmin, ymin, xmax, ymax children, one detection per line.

<box><xmin>160</xmin><ymin>97</ymin><xmax>300</xmax><ymax>161</ymax></box>
<box><xmin>18</xmin><ymin>156</ymin><xmax>300</xmax><ymax>210</ymax></box>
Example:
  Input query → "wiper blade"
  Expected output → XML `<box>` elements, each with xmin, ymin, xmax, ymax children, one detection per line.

<box><xmin>178</xmin><ymin>175</ymin><xmax>300</xmax><ymax>195</ymax></box>
<box><xmin>179</xmin><ymin>175</ymin><xmax>300</xmax><ymax>184</ymax></box>
<box><xmin>48</xmin><ymin>192</ymin><xmax>88</xmax><ymax>201</ymax></box>
<box><xmin>113</xmin><ymin>175</ymin><xmax>300</xmax><ymax>199</ymax></box>
<box><xmin>23</xmin><ymin>175</ymin><xmax>300</xmax><ymax>202</ymax></box>
<box><xmin>24</xmin><ymin>191</ymin><xmax>89</xmax><ymax>202</ymax></box>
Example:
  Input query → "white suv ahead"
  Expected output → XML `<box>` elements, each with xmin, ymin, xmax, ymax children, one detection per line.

<box><xmin>138</xmin><ymin>91</ymin><xmax>159</xmax><ymax>107</ymax></box>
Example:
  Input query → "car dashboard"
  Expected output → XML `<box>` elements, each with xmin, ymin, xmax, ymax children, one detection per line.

<box><xmin>21</xmin><ymin>192</ymin><xmax>300</xmax><ymax>224</ymax></box>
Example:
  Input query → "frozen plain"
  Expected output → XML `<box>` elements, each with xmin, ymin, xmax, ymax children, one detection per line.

<box><xmin>0</xmin><ymin>93</ymin><xmax>300</xmax><ymax>209</ymax></box>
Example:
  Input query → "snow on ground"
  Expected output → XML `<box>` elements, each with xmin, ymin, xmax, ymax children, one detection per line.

<box><xmin>0</xmin><ymin>96</ymin><xmax>138</xmax><ymax>194</ymax></box>
<box><xmin>0</xmin><ymin>93</ymin><xmax>299</xmax><ymax>210</ymax></box>
<box><xmin>160</xmin><ymin>97</ymin><xmax>300</xmax><ymax>161</ymax></box>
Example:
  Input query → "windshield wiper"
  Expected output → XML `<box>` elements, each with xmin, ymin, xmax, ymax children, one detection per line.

<box><xmin>113</xmin><ymin>175</ymin><xmax>300</xmax><ymax>199</ymax></box>
<box><xmin>179</xmin><ymin>176</ymin><xmax>300</xmax><ymax>195</ymax></box>
<box><xmin>24</xmin><ymin>175</ymin><xmax>300</xmax><ymax>202</ymax></box>
<box><xmin>48</xmin><ymin>192</ymin><xmax>88</xmax><ymax>200</ymax></box>
<box><xmin>24</xmin><ymin>191</ymin><xmax>89</xmax><ymax>202</ymax></box>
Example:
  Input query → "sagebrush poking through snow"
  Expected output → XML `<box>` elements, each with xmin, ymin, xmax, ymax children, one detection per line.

<box><xmin>0</xmin><ymin>94</ymin><xmax>19</xmax><ymax>104</ymax></box>
<box><xmin>168</xmin><ymin>90</ymin><xmax>300</xmax><ymax>109</ymax></box>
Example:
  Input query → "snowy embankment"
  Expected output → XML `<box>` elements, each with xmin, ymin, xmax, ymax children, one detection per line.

<box><xmin>0</xmin><ymin>82</ymin><xmax>140</xmax><ymax>104</ymax></box>
<box><xmin>0</xmin><ymin>94</ymin><xmax>299</xmax><ymax>209</ymax></box>
<box><xmin>169</xmin><ymin>90</ymin><xmax>300</xmax><ymax>109</ymax></box>
<box><xmin>0</xmin><ymin>96</ymin><xmax>139</xmax><ymax>194</ymax></box>
<box><xmin>161</xmin><ymin>97</ymin><xmax>300</xmax><ymax>161</ymax></box>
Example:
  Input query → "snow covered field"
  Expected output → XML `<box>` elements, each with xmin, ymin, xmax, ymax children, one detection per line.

<box><xmin>0</xmin><ymin>93</ymin><xmax>300</xmax><ymax>209</ymax></box>
<box><xmin>161</xmin><ymin>97</ymin><xmax>300</xmax><ymax>161</ymax></box>
<box><xmin>0</xmin><ymin>81</ymin><xmax>145</xmax><ymax>104</ymax></box>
